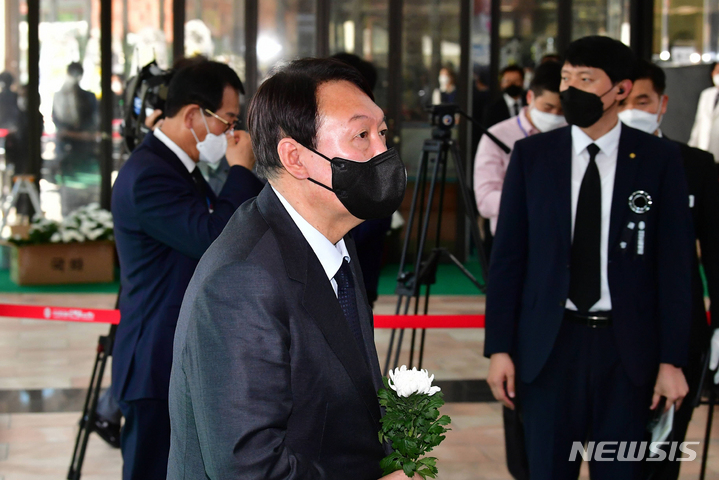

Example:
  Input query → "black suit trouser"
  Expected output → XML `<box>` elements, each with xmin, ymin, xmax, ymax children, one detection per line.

<box><xmin>520</xmin><ymin>320</ymin><xmax>654</xmax><ymax>480</ymax></box>
<box><xmin>119</xmin><ymin>398</ymin><xmax>170</xmax><ymax>480</ymax></box>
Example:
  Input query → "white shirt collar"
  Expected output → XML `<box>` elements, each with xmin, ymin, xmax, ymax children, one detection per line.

<box><xmin>271</xmin><ymin>186</ymin><xmax>349</xmax><ymax>283</ymax></box>
<box><xmin>571</xmin><ymin>119</ymin><xmax>622</xmax><ymax>158</ymax></box>
<box><xmin>153</xmin><ymin>128</ymin><xmax>197</xmax><ymax>173</ymax></box>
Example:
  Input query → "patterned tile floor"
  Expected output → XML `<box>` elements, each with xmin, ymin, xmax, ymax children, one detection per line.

<box><xmin>0</xmin><ymin>293</ymin><xmax>718</xmax><ymax>479</ymax></box>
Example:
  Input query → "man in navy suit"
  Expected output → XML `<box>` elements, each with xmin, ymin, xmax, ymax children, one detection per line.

<box><xmin>111</xmin><ymin>60</ymin><xmax>263</xmax><ymax>479</ymax></box>
<box><xmin>485</xmin><ymin>36</ymin><xmax>694</xmax><ymax>479</ymax></box>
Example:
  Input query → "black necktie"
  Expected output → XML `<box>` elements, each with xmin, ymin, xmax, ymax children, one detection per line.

<box><xmin>334</xmin><ymin>259</ymin><xmax>368</xmax><ymax>364</ymax></box>
<box><xmin>569</xmin><ymin>143</ymin><xmax>602</xmax><ymax>313</ymax></box>
<box><xmin>513</xmin><ymin>102</ymin><xmax>520</xmax><ymax>116</ymax></box>
<box><xmin>191</xmin><ymin>167</ymin><xmax>207</xmax><ymax>198</ymax></box>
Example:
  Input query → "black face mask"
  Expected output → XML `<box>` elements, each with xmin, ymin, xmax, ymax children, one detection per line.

<box><xmin>303</xmin><ymin>145</ymin><xmax>407</xmax><ymax>220</ymax></box>
<box><xmin>503</xmin><ymin>84</ymin><xmax>523</xmax><ymax>98</ymax></box>
<box><xmin>560</xmin><ymin>85</ymin><xmax>617</xmax><ymax>128</ymax></box>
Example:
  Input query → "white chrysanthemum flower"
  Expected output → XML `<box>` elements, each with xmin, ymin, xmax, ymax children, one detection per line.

<box><xmin>50</xmin><ymin>232</ymin><xmax>62</xmax><ymax>243</ymax></box>
<box><xmin>388</xmin><ymin>365</ymin><xmax>441</xmax><ymax>398</ymax></box>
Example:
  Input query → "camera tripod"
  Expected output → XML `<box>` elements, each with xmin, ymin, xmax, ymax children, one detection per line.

<box><xmin>67</xmin><ymin>292</ymin><xmax>119</xmax><ymax>480</ymax></box>
<box><xmin>383</xmin><ymin>125</ymin><xmax>489</xmax><ymax>375</ymax></box>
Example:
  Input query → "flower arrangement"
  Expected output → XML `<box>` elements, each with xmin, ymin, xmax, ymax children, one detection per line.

<box><xmin>378</xmin><ymin>366</ymin><xmax>451</xmax><ymax>479</ymax></box>
<box><xmin>7</xmin><ymin>203</ymin><xmax>113</xmax><ymax>246</ymax></box>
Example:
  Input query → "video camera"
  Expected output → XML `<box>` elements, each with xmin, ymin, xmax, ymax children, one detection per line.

<box><xmin>122</xmin><ymin>61</ymin><xmax>174</xmax><ymax>152</ymax></box>
<box><xmin>426</xmin><ymin>103</ymin><xmax>460</xmax><ymax>131</ymax></box>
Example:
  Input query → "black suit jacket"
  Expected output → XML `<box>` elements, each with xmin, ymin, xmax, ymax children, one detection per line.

<box><xmin>484</xmin><ymin>94</ymin><xmax>527</xmax><ymax>128</ymax></box>
<box><xmin>485</xmin><ymin>124</ymin><xmax>694</xmax><ymax>386</ymax></box>
<box><xmin>111</xmin><ymin>132</ymin><xmax>263</xmax><ymax>402</ymax></box>
<box><xmin>670</xmin><ymin>138</ymin><xmax>719</xmax><ymax>348</ymax></box>
<box><xmin>168</xmin><ymin>186</ymin><xmax>387</xmax><ymax>479</ymax></box>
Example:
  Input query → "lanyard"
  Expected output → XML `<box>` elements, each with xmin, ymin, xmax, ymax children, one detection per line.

<box><xmin>516</xmin><ymin>115</ymin><xmax>529</xmax><ymax>138</ymax></box>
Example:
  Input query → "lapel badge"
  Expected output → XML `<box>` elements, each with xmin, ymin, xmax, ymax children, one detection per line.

<box><xmin>630</xmin><ymin>153</ymin><xmax>636</xmax><ymax>159</ymax></box>
<box><xmin>628</xmin><ymin>191</ymin><xmax>652</xmax><ymax>214</ymax></box>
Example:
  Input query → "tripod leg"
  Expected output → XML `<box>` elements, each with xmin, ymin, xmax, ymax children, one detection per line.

<box><xmin>450</xmin><ymin>141</ymin><xmax>488</xmax><ymax>291</ymax></box>
<box><xmin>418</xmin><ymin>329</ymin><xmax>427</xmax><ymax>369</ymax></box>
<box><xmin>67</xmin><ymin>346</ymin><xmax>102</xmax><ymax>480</ymax></box>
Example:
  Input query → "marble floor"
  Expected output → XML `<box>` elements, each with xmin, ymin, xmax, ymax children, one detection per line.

<box><xmin>1</xmin><ymin>293</ymin><xmax>719</xmax><ymax>479</ymax></box>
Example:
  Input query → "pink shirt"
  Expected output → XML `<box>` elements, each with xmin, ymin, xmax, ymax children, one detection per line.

<box><xmin>473</xmin><ymin>107</ymin><xmax>539</xmax><ymax>234</ymax></box>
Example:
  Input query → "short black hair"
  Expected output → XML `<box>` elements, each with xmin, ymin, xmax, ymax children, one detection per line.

<box><xmin>711</xmin><ymin>62</ymin><xmax>718</xmax><ymax>82</ymax></box>
<box><xmin>529</xmin><ymin>60</ymin><xmax>562</xmax><ymax>95</ymax></box>
<box><xmin>564</xmin><ymin>35</ymin><xmax>636</xmax><ymax>84</ymax></box>
<box><xmin>0</xmin><ymin>71</ymin><xmax>14</xmax><ymax>87</ymax></box>
<box><xmin>501</xmin><ymin>64</ymin><xmax>525</xmax><ymax>81</ymax></box>
<box><xmin>248</xmin><ymin>57</ymin><xmax>374</xmax><ymax>180</ymax></box>
<box><xmin>540</xmin><ymin>54</ymin><xmax>562</xmax><ymax>64</ymax></box>
<box><xmin>634</xmin><ymin>59</ymin><xmax>666</xmax><ymax>95</ymax></box>
<box><xmin>165</xmin><ymin>60</ymin><xmax>244</xmax><ymax>118</ymax></box>
<box><xmin>67</xmin><ymin>62</ymin><xmax>83</xmax><ymax>78</ymax></box>
<box><xmin>331</xmin><ymin>52</ymin><xmax>378</xmax><ymax>91</ymax></box>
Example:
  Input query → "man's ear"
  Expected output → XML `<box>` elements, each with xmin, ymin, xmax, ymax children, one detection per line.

<box><xmin>660</xmin><ymin>94</ymin><xmax>669</xmax><ymax>116</ymax></box>
<box><xmin>277</xmin><ymin>138</ymin><xmax>309</xmax><ymax>180</ymax></box>
<box><xmin>183</xmin><ymin>105</ymin><xmax>199</xmax><ymax>130</ymax></box>
<box><xmin>526</xmin><ymin>89</ymin><xmax>534</xmax><ymax>107</ymax></box>
<box><xmin>616</xmin><ymin>80</ymin><xmax>633</xmax><ymax>101</ymax></box>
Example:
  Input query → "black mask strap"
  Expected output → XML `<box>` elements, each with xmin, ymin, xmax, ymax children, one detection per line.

<box><xmin>307</xmin><ymin>177</ymin><xmax>334</xmax><ymax>192</ymax></box>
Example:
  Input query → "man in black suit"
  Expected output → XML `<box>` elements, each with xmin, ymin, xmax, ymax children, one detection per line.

<box><xmin>111</xmin><ymin>60</ymin><xmax>263</xmax><ymax>479</ymax></box>
<box><xmin>618</xmin><ymin>59</ymin><xmax>719</xmax><ymax>480</ymax></box>
<box><xmin>484</xmin><ymin>64</ymin><xmax>527</xmax><ymax>128</ymax></box>
<box><xmin>485</xmin><ymin>36</ymin><xmax>694</xmax><ymax>479</ymax></box>
<box><xmin>167</xmin><ymin>58</ymin><xmax>411</xmax><ymax>479</ymax></box>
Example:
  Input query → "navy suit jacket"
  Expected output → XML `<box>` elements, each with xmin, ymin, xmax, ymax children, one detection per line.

<box><xmin>111</xmin><ymin>132</ymin><xmax>263</xmax><ymax>401</ymax></box>
<box><xmin>484</xmin><ymin>124</ymin><xmax>694</xmax><ymax>386</ymax></box>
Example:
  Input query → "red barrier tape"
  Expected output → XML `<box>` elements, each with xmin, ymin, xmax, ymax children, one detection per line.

<box><xmin>0</xmin><ymin>303</ymin><xmax>120</xmax><ymax>324</ymax></box>
<box><xmin>0</xmin><ymin>303</ymin><xmax>484</xmax><ymax>329</ymax></box>
<box><xmin>374</xmin><ymin>314</ymin><xmax>485</xmax><ymax>329</ymax></box>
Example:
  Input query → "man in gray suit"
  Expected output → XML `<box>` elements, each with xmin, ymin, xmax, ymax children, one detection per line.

<box><xmin>167</xmin><ymin>58</ymin><xmax>410</xmax><ymax>479</ymax></box>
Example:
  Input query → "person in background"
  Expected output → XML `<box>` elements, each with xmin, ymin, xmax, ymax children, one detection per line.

<box><xmin>471</xmin><ymin>64</ymin><xmax>491</xmax><ymax>158</ymax></box>
<box><xmin>52</xmin><ymin>62</ymin><xmax>99</xmax><ymax>215</ymax></box>
<box><xmin>332</xmin><ymin>52</ymin><xmax>393</xmax><ymax>307</ymax></box>
<box><xmin>474</xmin><ymin>60</ymin><xmax>565</xmax><ymax>239</ymax></box>
<box><xmin>0</xmin><ymin>71</ymin><xmax>20</xmax><ymax>129</ymax></box>
<box><xmin>432</xmin><ymin>64</ymin><xmax>458</xmax><ymax>105</ymax></box>
<box><xmin>618</xmin><ymin>59</ymin><xmax>719</xmax><ymax>480</ymax></box>
<box><xmin>484</xmin><ymin>64</ymin><xmax>526</xmax><ymax>127</ymax></box>
<box><xmin>689</xmin><ymin>62</ymin><xmax>719</xmax><ymax>160</ymax></box>
<box><xmin>486</xmin><ymin>36</ymin><xmax>693</xmax><ymax>479</ymax></box>
<box><xmin>111</xmin><ymin>59</ymin><xmax>262</xmax><ymax>480</ymax></box>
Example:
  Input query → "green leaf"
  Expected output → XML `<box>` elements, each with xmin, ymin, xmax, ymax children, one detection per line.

<box><xmin>402</xmin><ymin>461</ymin><xmax>417</xmax><ymax>477</ymax></box>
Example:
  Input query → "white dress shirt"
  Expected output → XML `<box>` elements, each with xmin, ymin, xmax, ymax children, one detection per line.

<box><xmin>565</xmin><ymin>120</ymin><xmax>622</xmax><ymax>312</ymax></box>
<box><xmin>272</xmin><ymin>187</ymin><xmax>349</xmax><ymax>297</ymax></box>
<box><xmin>153</xmin><ymin>128</ymin><xmax>197</xmax><ymax>174</ymax></box>
<box><xmin>503</xmin><ymin>93</ymin><xmax>521</xmax><ymax>117</ymax></box>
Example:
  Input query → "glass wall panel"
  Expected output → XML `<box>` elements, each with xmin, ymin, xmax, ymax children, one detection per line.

<box><xmin>329</xmin><ymin>0</ymin><xmax>389</xmax><ymax>110</ymax></box>
<box><xmin>257</xmin><ymin>0</ymin><xmax>315</xmax><ymax>81</ymax></box>
<box><xmin>185</xmin><ymin>0</ymin><xmax>245</xmax><ymax>78</ymax></box>
<box><xmin>573</xmin><ymin>0</ymin><xmax>630</xmax><ymax>42</ymax></box>
<box><xmin>400</xmin><ymin>0</ymin><xmax>461</xmax><ymax>178</ymax></box>
<box><xmin>37</xmin><ymin>0</ymin><xmax>102</xmax><ymax>220</ymax></box>
<box><xmin>498</xmin><ymin>0</ymin><xmax>558</xmax><ymax>70</ymax></box>
<box><xmin>653</xmin><ymin>0</ymin><xmax>717</xmax><ymax>64</ymax></box>
<box><xmin>0</xmin><ymin>0</ymin><xmax>28</xmax><ymax>227</ymax></box>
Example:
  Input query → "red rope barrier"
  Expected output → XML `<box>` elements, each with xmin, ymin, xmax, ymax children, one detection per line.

<box><xmin>0</xmin><ymin>303</ymin><xmax>485</xmax><ymax>329</ymax></box>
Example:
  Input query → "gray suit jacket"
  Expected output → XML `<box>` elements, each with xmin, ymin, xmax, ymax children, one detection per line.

<box><xmin>167</xmin><ymin>185</ymin><xmax>387</xmax><ymax>479</ymax></box>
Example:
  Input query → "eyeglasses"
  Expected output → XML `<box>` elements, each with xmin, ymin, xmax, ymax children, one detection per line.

<box><xmin>204</xmin><ymin>108</ymin><xmax>242</xmax><ymax>133</ymax></box>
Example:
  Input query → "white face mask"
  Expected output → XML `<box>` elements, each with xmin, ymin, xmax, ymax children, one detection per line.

<box><xmin>190</xmin><ymin>113</ymin><xmax>227</xmax><ymax>167</ymax></box>
<box><xmin>529</xmin><ymin>107</ymin><xmax>566</xmax><ymax>132</ymax></box>
<box><xmin>713</xmin><ymin>74</ymin><xmax>719</xmax><ymax>87</ymax></box>
<box><xmin>438</xmin><ymin>74</ymin><xmax>450</xmax><ymax>92</ymax></box>
<box><xmin>618</xmin><ymin>98</ymin><xmax>664</xmax><ymax>135</ymax></box>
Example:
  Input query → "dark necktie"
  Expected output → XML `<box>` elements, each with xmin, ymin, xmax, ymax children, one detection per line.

<box><xmin>334</xmin><ymin>259</ymin><xmax>368</xmax><ymax>364</ymax></box>
<box><xmin>513</xmin><ymin>101</ymin><xmax>520</xmax><ymax>116</ymax></box>
<box><xmin>191</xmin><ymin>167</ymin><xmax>207</xmax><ymax>198</ymax></box>
<box><xmin>568</xmin><ymin>143</ymin><xmax>602</xmax><ymax>313</ymax></box>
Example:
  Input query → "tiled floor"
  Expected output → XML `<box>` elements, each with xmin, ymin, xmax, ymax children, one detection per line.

<box><xmin>1</xmin><ymin>293</ymin><xmax>719</xmax><ymax>479</ymax></box>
